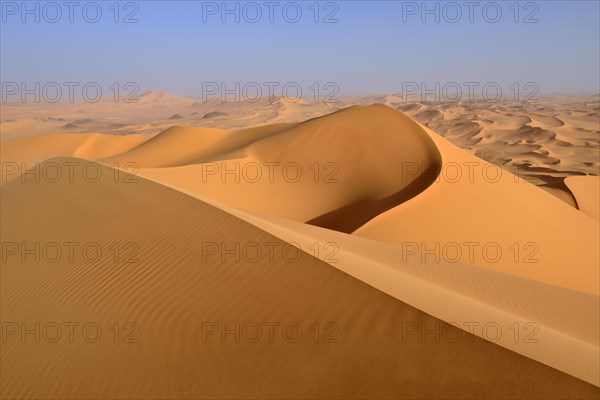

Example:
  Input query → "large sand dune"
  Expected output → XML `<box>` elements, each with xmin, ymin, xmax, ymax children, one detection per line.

<box><xmin>136</xmin><ymin>105</ymin><xmax>442</xmax><ymax>230</ymax></box>
<box><xmin>1</xmin><ymin>99</ymin><xmax>599</xmax><ymax>397</ymax></box>
<box><xmin>2</xmin><ymin>159</ymin><xmax>599</xmax><ymax>399</ymax></box>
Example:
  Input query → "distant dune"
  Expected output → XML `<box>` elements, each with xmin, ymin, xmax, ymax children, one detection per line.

<box><xmin>73</xmin><ymin>133</ymin><xmax>151</xmax><ymax>160</ymax></box>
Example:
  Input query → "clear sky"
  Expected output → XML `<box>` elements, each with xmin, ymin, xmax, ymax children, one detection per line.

<box><xmin>1</xmin><ymin>0</ymin><xmax>599</xmax><ymax>97</ymax></box>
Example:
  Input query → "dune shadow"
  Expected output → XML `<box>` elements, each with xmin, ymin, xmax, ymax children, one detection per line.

<box><xmin>307</xmin><ymin>162</ymin><xmax>442</xmax><ymax>234</ymax></box>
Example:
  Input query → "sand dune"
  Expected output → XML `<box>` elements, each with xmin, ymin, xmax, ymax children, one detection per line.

<box><xmin>2</xmin><ymin>105</ymin><xmax>597</xmax><ymax>292</ymax></box>
<box><xmin>355</xmin><ymin>122</ymin><xmax>599</xmax><ymax>295</ymax></box>
<box><xmin>132</xmin><ymin>106</ymin><xmax>441</xmax><ymax>229</ymax></box>
<box><xmin>0</xmin><ymin>133</ymin><xmax>92</xmax><ymax>185</ymax></box>
<box><xmin>2</xmin><ymin>159</ymin><xmax>598</xmax><ymax>399</ymax></box>
<box><xmin>102</xmin><ymin>123</ymin><xmax>294</xmax><ymax>168</ymax></box>
<box><xmin>0</xmin><ymin>132</ymin><xmax>155</xmax><ymax>185</ymax></box>
<box><xmin>109</xmin><ymin>106</ymin><xmax>598</xmax><ymax>295</ymax></box>
<box><xmin>103</xmin><ymin>104</ymin><xmax>599</xmax><ymax>383</ymax></box>
<box><xmin>140</xmin><ymin>174</ymin><xmax>600</xmax><ymax>387</ymax></box>
<box><xmin>1</xmin><ymin>97</ymin><xmax>599</xmax><ymax>397</ymax></box>
<box><xmin>99</xmin><ymin>126</ymin><xmax>229</xmax><ymax>168</ymax></box>
<box><xmin>0</xmin><ymin>132</ymin><xmax>91</xmax><ymax>164</ymax></box>
<box><xmin>121</xmin><ymin>108</ymin><xmax>599</xmax><ymax>385</ymax></box>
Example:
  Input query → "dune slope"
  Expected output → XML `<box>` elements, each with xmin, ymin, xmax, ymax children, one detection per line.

<box><xmin>2</xmin><ymin>158</ymin><xmax>599</xmax><ymax>399</ymax></box>
<box><xmin>140</xmin><ymin>173</ymin><xmax>600</xmax><ymax>387</ymax></box>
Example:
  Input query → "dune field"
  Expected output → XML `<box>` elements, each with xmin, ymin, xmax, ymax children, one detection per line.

<box><xmin>1</xmin><ymin>96</ymin><xmax>599</xmax><ymax>398</ymax></box>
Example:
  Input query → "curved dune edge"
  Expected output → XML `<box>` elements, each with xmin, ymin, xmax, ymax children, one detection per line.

<box><xmin>136</xmin><ymin>169</ymin><xmax>600</xmax><ymax>387</ymax></box>
<box><xmin>565</xmin><ymin>176</ymin><xmax>600</xmax><ymax>221</ymax></box>
<box><xmin>3</xmin><ymin>159</ymin><xmax>598</xmax><ymax>398</ymax></box>
<box><xmin>355</xmin><ymin>123</ymin><xmax>599</xmax><ymax>296</ymax></box>
<box><xmin>539</xmin><ymin>185</ymin><xmax>578</xmax><ymax>208</ymax></box>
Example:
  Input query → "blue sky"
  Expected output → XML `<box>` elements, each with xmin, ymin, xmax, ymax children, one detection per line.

<box><xmin>1</xmin><ymin>0</ymin><xmax>599</xmax><ymax>96</ymax></box>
